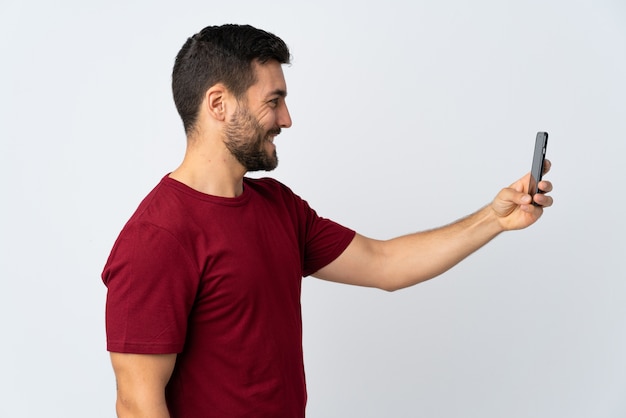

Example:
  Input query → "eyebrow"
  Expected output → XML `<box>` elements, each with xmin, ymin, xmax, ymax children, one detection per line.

<box><xmin>269</xmin><ymin>88</ymin><xmax>287</xmax><ymax>98</ymax></box>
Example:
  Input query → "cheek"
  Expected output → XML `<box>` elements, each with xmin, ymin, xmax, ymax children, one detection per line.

<box><xmin>256</xmin><ymin>109</ymin><xmax>276</xmax><ymax>128</ymax></box>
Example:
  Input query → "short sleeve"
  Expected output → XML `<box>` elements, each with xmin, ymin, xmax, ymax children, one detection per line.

<box><xmin>301</xmin><ymin>204</ymin><xmax>355</xmax><ymax>277</ymax></box>
<box><xmin>102</xmin><ymin>221</ymin><xmax>200</xmax><ymax>354</ymax></box>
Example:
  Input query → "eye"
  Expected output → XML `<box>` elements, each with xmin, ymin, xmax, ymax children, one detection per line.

<box><xmin>268</xmin><ymin>98</ymin><xmax>280</xmax><ymax>107</ymax></box>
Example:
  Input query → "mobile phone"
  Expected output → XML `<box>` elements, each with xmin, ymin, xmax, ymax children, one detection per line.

<box><xmin>529</xmin><ymin>131</ymin><xmax>549</xmax><ymax>203</ymax></box>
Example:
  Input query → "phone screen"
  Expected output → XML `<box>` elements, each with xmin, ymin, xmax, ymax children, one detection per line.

<box><xmin>529</xmin><ymin>131</ymin><xmax>548</xmax><ymax>200</ymax></box>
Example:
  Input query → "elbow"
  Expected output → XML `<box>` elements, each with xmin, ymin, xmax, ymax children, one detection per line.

<box><xmin>115</xmin><ymin>390</ymin><xmax>168</xmax><ymax>418</ymax></box>
<box><xmin>115</xmin><ymin>394</ymin><xmax>135</xmax><ymax>417</ymax></box>
<box><xmin>375</xmin><ymin>271</ymin><xmax>433</xmax><ymax>292</ymax></box>
<box><xmin>116</xmin><ymin>391</ymin><xmax>144</xmax><ymax>418</ymax></box>
<box><xmin>376</xmin><ymin>277</ymin><xmax>405</xmax><ymax>293</ymax></box>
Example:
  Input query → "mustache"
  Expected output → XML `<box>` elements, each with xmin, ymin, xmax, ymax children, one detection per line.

<box><xmin>267</xmin><ymin>127</ymin><xmax>281</xmax><ymax>136</ymax></box>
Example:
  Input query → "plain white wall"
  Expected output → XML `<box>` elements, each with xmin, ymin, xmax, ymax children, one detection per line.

<box><xmin>1</xmin><ymin>0</ymin><xmax>625</xmax><ymax>417</ymax></box>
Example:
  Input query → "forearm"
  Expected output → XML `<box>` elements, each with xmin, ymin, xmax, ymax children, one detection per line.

<box><xmin>379</xmin><ymin>204</ymin><xmax>503</xmax><ymax>290</ymax></box>
<box><xmin>316</xmin><ymin>171</ymin><xmax>552</xmax><ymax>291</ymax></box>
<box><xmin>316</xmin><ymin>204</ymin><xmax>505</xmax><ymax>291</ymax></box>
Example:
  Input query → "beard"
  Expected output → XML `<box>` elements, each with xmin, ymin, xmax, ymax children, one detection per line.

<box><xmin>223</xmin><ymin>105</ymin><xmax>281</xmax><ymax>172</ymax></box>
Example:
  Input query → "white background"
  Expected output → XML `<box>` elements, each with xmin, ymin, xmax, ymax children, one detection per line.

<box><xmin>1</xmin><ymin>0</ymin><xmax>625</xmax><ymax>417</ymax></box>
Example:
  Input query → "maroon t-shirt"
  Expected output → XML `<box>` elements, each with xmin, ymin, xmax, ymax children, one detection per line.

<box><xmin>102</xmin><ymin>175</ymin><xmax>355</xmax><ymax>417</ymax></box>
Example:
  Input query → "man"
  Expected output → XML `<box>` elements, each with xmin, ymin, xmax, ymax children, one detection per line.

<box><xmin>102</xmin><ymin>24</ymin><xmax>553</xmax><ymax>418</ymax></box>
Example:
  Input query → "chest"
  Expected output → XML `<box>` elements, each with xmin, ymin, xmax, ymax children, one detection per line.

<box><xmin>188</xmin><ymin>201</ymin><xmax>304</xmax><ymax>324</ymax></box>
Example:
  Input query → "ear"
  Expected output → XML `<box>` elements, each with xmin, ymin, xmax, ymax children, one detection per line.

<box><xmin>204</xmin><ymin>84</ymin><xmax>228</xmax><ymax>121</ymax></box>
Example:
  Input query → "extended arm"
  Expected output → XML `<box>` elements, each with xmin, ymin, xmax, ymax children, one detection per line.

<box><xmin>314</xmin><ymin>164</ymin><xmax>553</xmax><ymax>291</ymax></box>
<box><xmin>110</xmin><ymin>352</ymin><xmax>177</xmax><ymax>418</ymax></box>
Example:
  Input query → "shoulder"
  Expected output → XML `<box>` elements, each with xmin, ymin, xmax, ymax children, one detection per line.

<box><xmin>116</xmin><ymin>176</ymin><xmax>201</xmax><ymax>248</ymax></box>
<box><xmin>244</xmin><ymin>177</ymin><xmax>304</xmax><ymax>203</ymax></box>
<box><xmin>243</xmin><ymin>177</ymin><xmax>317</xmax><ymax>226</ymax></box>
<box><xmin>244</xmin><ymin>177</ymin><xmax>295</xmax><ymax>195</ymax></box>
<box><xmin>103</xmin><ymin>177</ymin><xmax>203</xmax><ymax>283</ymax></box>
<box><xmin>129</xmin><ymin>175</ymin><xmax>207</xmax><ymax>225</ymax></box>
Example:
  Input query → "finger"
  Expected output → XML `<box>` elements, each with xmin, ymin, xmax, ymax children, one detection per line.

<box><xmin>538</xmin><ymin>180</ymin><xmax>553</xmax><ymax>193</ymax></box>
<box><xmin>542</xmin><ymin>159</ymin><xmax>552</xmax><ymax>175</ymax></box>
<box><xmin>533</xmin><ymin>192</ymin><xmax>553</xmax><ymax>208</ymax></box>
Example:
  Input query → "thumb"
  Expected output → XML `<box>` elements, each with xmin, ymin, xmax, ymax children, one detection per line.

<box><xmin>520</xmin><ymin>193</ymin><xmax>532</xmax><ymax>204</ymax></box>
<box><xmin>493</xmin><ymin>187</ymin><xmax>531</xmax><ymax>218</ymax></box>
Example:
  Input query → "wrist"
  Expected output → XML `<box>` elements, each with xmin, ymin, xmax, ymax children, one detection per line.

<box><xmin>481</xmin><ymin>204</ymin><xmax>507</xmax><ymax>235</ymax></box>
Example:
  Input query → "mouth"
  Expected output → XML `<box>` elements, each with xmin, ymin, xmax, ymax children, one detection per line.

<box><xmin>264</xmin><ymin>127</ymin><xmax>281</xmax><ymax>146</ymax></box>
<box><xmin>267</xmin><ymin>132</ymin><xmax>279</xmax><ymax>143</ymax></box>
<box><xmin>263</xmin><ymin>134</ymin><xmax>276</xmax><ymax>151</ymax></box>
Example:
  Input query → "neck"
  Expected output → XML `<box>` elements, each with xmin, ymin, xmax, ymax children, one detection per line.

<box><xmin>169</xmin><ymin>136</ymin><xmax>247</xmax><ymax>198</ymax></box>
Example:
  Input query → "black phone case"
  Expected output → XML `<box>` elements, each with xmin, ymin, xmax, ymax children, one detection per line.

<box><xmin>529</xmin><ymin>131</ymin><xmax>549</xmax><ymax>201</ymax></box>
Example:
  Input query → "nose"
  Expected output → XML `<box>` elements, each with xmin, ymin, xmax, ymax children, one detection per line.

<box><xmin>278</xmin><ymin>102</ymin><xmax>292</xmax><ymax>129</ymax></box>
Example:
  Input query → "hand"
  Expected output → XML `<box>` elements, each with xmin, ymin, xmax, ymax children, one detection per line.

<box><xmin>491</xmin><ymin>159</ymin><xmax>554</xmax><ymax>231</ymax></box>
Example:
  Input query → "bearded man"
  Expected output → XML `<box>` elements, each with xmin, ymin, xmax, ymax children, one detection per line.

<box><xmin>102</xmin><ymin>24</ymin><xmax>553</xmax><ymax>418</ymax></box>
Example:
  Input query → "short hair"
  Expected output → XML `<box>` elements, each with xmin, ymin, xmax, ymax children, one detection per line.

<box><xmin>172</xmin><ymin>24</ymin><xmax>291</xmax><ymax>135</ymax></box>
